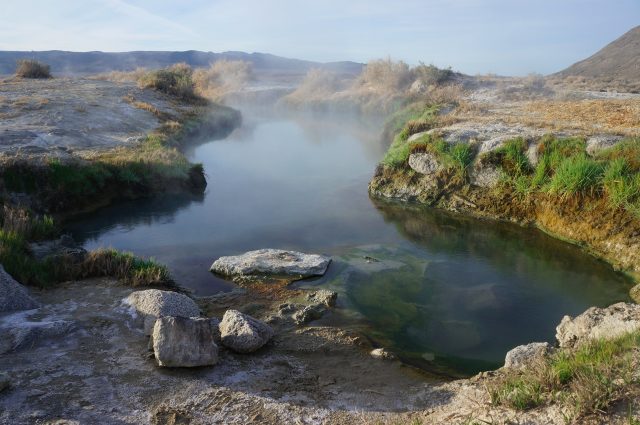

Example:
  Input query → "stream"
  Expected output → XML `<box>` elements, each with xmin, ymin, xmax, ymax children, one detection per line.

<box><xmin>66</xmin><ymin>110</ymin><xmax>634</xmax><ymax>376</ymax></box>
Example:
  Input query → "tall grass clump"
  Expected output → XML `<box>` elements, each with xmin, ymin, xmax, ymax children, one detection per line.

<box><xmin>15</xmin><ymin>60</ymin><xmax>51</xmax><ymax>79</ymax></box>
<box><xmin>488</xmin><ymin>331</ymin><xmax>640</xmax><ymax>420</ymax></box>
<box><xmin>79</xmin><ymin>248</ymin><xmax>174</xmax><ymax>287</ymax></box>
<box><xmin>546</xmin><ymin>154</ymin><xmax>603</xmax><ymax>197</ymax></box>
<box><xmin>192</xmin><ymin>60</ymin><xmax>253</xmax><ymax>101</ymax></box>
<box><xmin>138</xmin><ymin>63</ymin><xmax>199</xmax><ymax>101</ymax></box>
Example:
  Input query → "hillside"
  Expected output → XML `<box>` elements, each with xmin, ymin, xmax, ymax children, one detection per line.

<box><xmin>555</xmin><ymin>25</ymin><xmax>640</xmax><ymax>82</ymax></box>
<box><xmin>0</xmin><ymin>50</ymin><xmax>363</xmax><ymax>77</ymax></box>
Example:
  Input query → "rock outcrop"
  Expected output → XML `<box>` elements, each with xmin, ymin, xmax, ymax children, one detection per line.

<box><xmin>556</xmin><ymin>302</ymin><xmax>640</xmax><ymax>348</ymax></box>
<box><xmin>211</xmin><ymin>249</ymin><xmax>331</xmax><ymax>279</ymax></box>
<box><xmin>408</xmin><ymin>152</ymin><xmax>440</xmax><ymax>175</ymax></box>
<box><xmin>124</xmin><ymin>289</ymin><xmax>200</xmax><ymax>335</ymax></box>
<box><xmin>0</xmin><ymin>265</ymin><xmax>39</xmax><ymax>313</ymax></box>
<box><xmin>219</xmin><ymin>309</ymin><xmax>273</xmax><ymax>353</ymax></box>
<box><xmin>152</xmin><ymin>316</ymin><xmax>219</xmax><ymax>367</ymax></box>
<box><xmin>503</xmin><ymin>342</ymin><xmax>552</xmax><ymax>369</ymax></box>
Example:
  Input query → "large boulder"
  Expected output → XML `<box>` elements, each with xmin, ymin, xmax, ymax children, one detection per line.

<box><xmin>219</xmin><ymin>309</ymin><xmax>273</xmax><ymax>353</ymax></box>
<box><xmin>504</xmin><ymin>342</ymin><xmax>551</xmax><ymax>369</ymax></box>
<box><xmin>0</xmin><ymin>265</ymin><xmax>39</xmax><ymax>313</ymax></box>
<box><xmin>556</xmin><ymin>302</ymin><xmax>640</xmax><ymax>348</ymax></box>
<box><xmin>152</xmin><ymin>316</ymin><xmax>219</xmax><ymax>367</ymax></box>
<box><xmin>210</xmin><ymin>249</ymin><xmax>331</xmax><ymax>279</ymax></box>
<box><xmin>124</xmin><ymin>289</ymin><xmax>200</xmax><ymax>335</ymax></box>
<box><xmin>408</xmin><ymin>152</ymin><xmax>440</xmax><ymax>175</ymax></box>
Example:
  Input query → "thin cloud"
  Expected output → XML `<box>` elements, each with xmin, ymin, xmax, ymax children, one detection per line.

<box><xmin>102</xmin><ymin>0</ymin><xmax>197</xmax><ymax>37</ymax></box>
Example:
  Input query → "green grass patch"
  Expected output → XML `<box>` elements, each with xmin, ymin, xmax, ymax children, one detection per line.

<box><xmin>546</xmin><ymin>154</ymin><xmax>604</xmax><ymax>197</ymax></box>
<box><xmin>489</xmin><ymin>331</ymin><xmax>640</xmax><ymax>419</ymax></box>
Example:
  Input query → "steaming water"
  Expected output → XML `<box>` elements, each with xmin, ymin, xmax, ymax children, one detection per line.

<box><xmin>66</xmin><ymin>111</ymin><xmax>633</xmax><ymax>376</ymax></box>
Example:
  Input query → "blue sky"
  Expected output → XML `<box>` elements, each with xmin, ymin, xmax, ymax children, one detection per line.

<box><xmin>1</xmin><ymin>0</ymin><xmax>638</xmax><ymax>75</ymax></box>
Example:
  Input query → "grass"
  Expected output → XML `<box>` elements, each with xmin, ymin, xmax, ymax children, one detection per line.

<box><xmin>15</xmin><ymin>60</ymin><xmax>51</xmax><ymax>79</ymax></box>
<box><xmin>546</xmin><ymin>154</ymin><xmax>604</xmax><ymax>197</ymax></box>
<box><xmin>488</xmin><ymin>331</ymin><xmax>640</xmax><ymax>420</ymax></box>
<box><xmin>137</xmin><ymin>63</ymin><xmax>203</xmax><ymax>103</ymax></box>
<box><xmin>0</xmin><ymin>205</ymin><xmax>174</xmax><ymax>288</ymax></box>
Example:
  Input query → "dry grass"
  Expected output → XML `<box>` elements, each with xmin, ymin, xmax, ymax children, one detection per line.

<box><xmin>92</xmin><ymin>67</ymin><xmax>148</xmax><ymax>83</ymax></box>
<box><xmin>15</xmin><ymin>60</ymin><xmax>51</xmax><ymax>79</ymax></box>
<box><xmin>192</xmin><ymin>60</ymin><xmax>253</xmax><ymax>101</ymax></box>
<box><xmin>521</xmin><ymin>99</ymin><xmax>640</xmax><ymax>136</ymax></box>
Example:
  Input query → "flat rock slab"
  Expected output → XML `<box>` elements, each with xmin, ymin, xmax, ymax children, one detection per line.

<box><xmin>124</xmin><ymin>289</ymin><xmax>200</xmax><ymax>335</ymax></box>
<box><xmin>556</xmin><ymin>302</ymin><xmax>640</xmax><ymax>348</ymax></box>
<box><xmin>152</xmin><ymin>316</ymin><xmax>219</xmax><ymax>367</ymax></box>
<box><xmin>0</xmin><ymin>265</ymin><xmax>39</xmax><ymax>313</ymax></box>
<box><xmin>210</xmin><ymin>249</ymin><xmax>331</xmax><ymax>279</ymax></box>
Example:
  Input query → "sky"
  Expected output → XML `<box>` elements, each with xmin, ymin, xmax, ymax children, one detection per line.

<box><xmin>0</xmin><ymin>0</ymin><xmax>638</xmax><ymax>75</ymax></box>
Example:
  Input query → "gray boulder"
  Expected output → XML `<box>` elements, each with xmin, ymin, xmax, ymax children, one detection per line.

<box><xmin>152</xmin><ymin>316</ymin><xmax>219</xmax><ymax>367</ymax></box>
<box><xmin>124</xmin><ymin>289</ymin><xmax>200</xmax><ymax>335</ymax></box>
<box><xmin>586</xmin><ymin>135</ymin><xmax>623</xmax><ymax>156</ymax></box>
<box><xmin>470</xmin><ymin>163</ymin><xmax>501</xmax><ymax>188</ymax></box>
<box><xmin>408</xmin><ymin>152</ymin><xmax>440</xmax><ymax>175</ymax></box>
<box><xmin>556</xmin><ymin>302</ymin><xmax>640</xmax><ymax>348</ymax></box>
<box><xmin>0</xmin><ymin>265</ymin><xmax>39</xmax><ymax>313</ymax></box>
<box><xmin>219</xmin><ymin>309</ymin><xmax>273</xmax><ymax>353</ymax></box>
<box><xmin>370</xmin><ymin>348</ymin><xmax>396</xmax><ymax>360</ymax></box>
<box><xmin>211</xmin><ymin>249</ymin><xmax>331</xmax><ymax>279</ymax></box>
<box><xmin>504</xmin><ymin>342</ymin><xmax>551</xmax><ymax>369</ymax></box>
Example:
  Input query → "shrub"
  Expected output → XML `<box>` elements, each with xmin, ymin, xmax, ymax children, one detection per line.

<box><xmin>138</xmin><ymin>63</ymin><xmax>198</xmax><ymax>101</ymax></box>
<box><xmin>192</xmin><ymin>60</ymin><xmax>253</xmax><ymax>101</ymax></box>
<box><xmin>413</xmin><ymin>63</ymin><xmax>455</xmax><ymax>86</ymax></box>
<box><xmin>357</xmin><ymin>58</ymin><xmax>413</xmax><ymax>92</ymax></box>
<box><xmin>15</xmin><ymin>60</ymin><xmax>51</xmax><ymax>79</ymax></box>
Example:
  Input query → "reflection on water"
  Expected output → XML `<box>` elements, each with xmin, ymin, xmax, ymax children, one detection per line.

<box><xmin>66</xmin><ymin>111</ymin><xmax>633</xmax><ymax>376</ymax></box>
<box><xmin>299</xmin><ymin>200</ymin><xmax>632</xmax><ymax>376</ymax></box>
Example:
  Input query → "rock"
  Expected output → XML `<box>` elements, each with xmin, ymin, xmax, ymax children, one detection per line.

<box><xmin>526</xmin><ymin>142</ymin><xmax>540</xmax><ymax>167</ymax></box>
<box><xmin>556</xmin><ymin>302</ymin><xmax>640</xmax><ymax>348</ymax></box>
<box><xmin>478</xmin><ymin>136</ymin><xmax>510</xmax><ymax>154</ymax></box>
<box><xmin>407</xmin><ymin>131</ymin><xmax>429</xmax><ymax>143</ymax></box>
<box><xmin>586</xmin><ymin>135</ymin><xmax>624</xmax><ymax>156</ymax></box>
<box><xmin>370</xmin><ymin>348</ymin><xmax>396</xmax><ymax>360</ymax></box>
<box><xmin>504</xmin><ymin>342</ymin><xmax>551</xmax><ymax>369</ymax></box>
<box><xmin>219</xmin><ymin>309</ymin><xmax>273</xmax><ymax>353</ymax></box>
<box><xmin>307</xmin><ymin>290</ymin><xmax>337</xmax><ymax>307</ymax></box>
<box><xmin>630</xmin><ymin>284</ymin><xmax>640</xmax><ymax>304</ymax></box>
<box><xmin>152</xmin><ymin>316</ymin><xmax>219</xmax><ymax>367</ymax></box>
<box><xmin>210</xmin><ymin>249</ymin><xmax>331</xmax><ymax>279</ymax></box>
<box><xmin>0</xmin><ymin>318</ymin><xmax>74</xmax><ymax>354</ymax></box>
<box><xmin>408</xmin><ymin>152</ymin><xmax>440</xmax><ymax>175</ymax></box>
<box><xmin>0</xmin><ymin>265</ymin><xmax>40</xmax><ymax>313</ymax></box>
<box><xmin>293</xmin><ymin>304</ymin><xmax>327</xmax><ymax>325</ymax></box>
<box><xmin>29</xmin><ymin>235</ymin><xmax>87</xmax><ymax>263</ymax></box>
<box><xmin>469</xmin><ymin>164</ymin><xmax>501</xmax><ymax>188</ymax></box>
<box><xmin>209</xmin><ymin>317</ymin><xmax>221</xmax><ymax>344</ymax></box>
<box><xmin>124</xmin><ymin>290</ymin><xmax>200</xmax><ymax>335</ymax></box>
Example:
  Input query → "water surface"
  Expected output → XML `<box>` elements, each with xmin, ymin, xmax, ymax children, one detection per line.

<box><xmin>66</xmin><ymin>111</ymin><xmax>633</xmax><ymax>376</ymax></box>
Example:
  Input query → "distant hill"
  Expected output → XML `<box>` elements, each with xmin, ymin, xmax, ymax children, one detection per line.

<box><xmin>0</xmin><ymin>50</ymin><xmax>363</xmax><ymax>77</ymax></box>
<box><xmin>555</xmin><ymin>25</ymin><xmax>640</xmax><ymax>81</ymax></box>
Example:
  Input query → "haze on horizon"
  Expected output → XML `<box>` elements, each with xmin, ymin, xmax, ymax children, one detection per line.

<box><xmin>1</xmin><ymin>0</ymin><xmax>638</xmax><ymax>76</ymax></box>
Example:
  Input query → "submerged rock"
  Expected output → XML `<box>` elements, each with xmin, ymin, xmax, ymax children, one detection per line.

<box><xmin>124</xmin><ymin>289</ymin><xmax>200</xmax><ymax>335</ymax></box>
<box><xmin>0</xmin><ymin>265</ymin><xmax>40</xmax><ymax>313</ymax></box>
<box><xmin>28</xmin><ymin>234</ymin><xmax>87</xmax><ymax>263</ymax></box>
<box><xmin>307</xmin><ymin>290</ymin><xmax>337</xmax><ymax>307</ymax></box>
<box><xmin>556</xmin><ymin>302</ymin><xmax>640</xmax><ymax>348</ymax></box>
<box><xmin>504</xmin><ymin>342</ymin><xmax>551</xmax><ymax>369</ymax></box>
<box><xmin>219</xmin><ymin>309</ymin><xmax>273</xmax><ymax>353</ymax></box>
<box><xmin>152</xmin><ymin>316</ymin><xmax>219</xmax><ymax>368</ymax></box>
<box><xmin>370</xmin><ymin>348</ymin><xmax>396</xmax><ymax>360</ymax></box>
<box><xmin>210</xmin><ymin>249</ymin><xmax>331</xmax><ymax>279</ymax></box>
<box><xmin>292</xmin><ymin>304</ymin><xmax>326</xmax><ymax>325</ymax></box>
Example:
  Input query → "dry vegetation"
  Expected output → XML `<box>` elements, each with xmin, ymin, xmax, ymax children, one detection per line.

<box><xmin>192</xmin><ymin>60</ymin><xmax>253</xmax><ymax>101</ymax></box>
<box><xmin>15</xmin><ymin>59</ymin><xmax>51</xmax><ymax>79</ymax></box>
<box><xmin>284</xmin><ymin>59</ymin><xmax>459</xmax><ymax>115</ymax></box>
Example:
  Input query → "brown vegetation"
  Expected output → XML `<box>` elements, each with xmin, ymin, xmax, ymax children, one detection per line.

<box><xmin>192</xmin><ymin>60</ymin><xmax>253</xmax><ymax>101</ymax></box>
<box><xmin>15</xmin><ymin>60</ymin><xmax>51</xmax><ymax>79</ymax></box>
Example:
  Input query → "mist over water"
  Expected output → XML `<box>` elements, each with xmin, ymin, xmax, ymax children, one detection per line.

<box><xmin>65</xmin><ymin>108</ymin><xmax>633</xmax><ymax>376</ymax></box>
